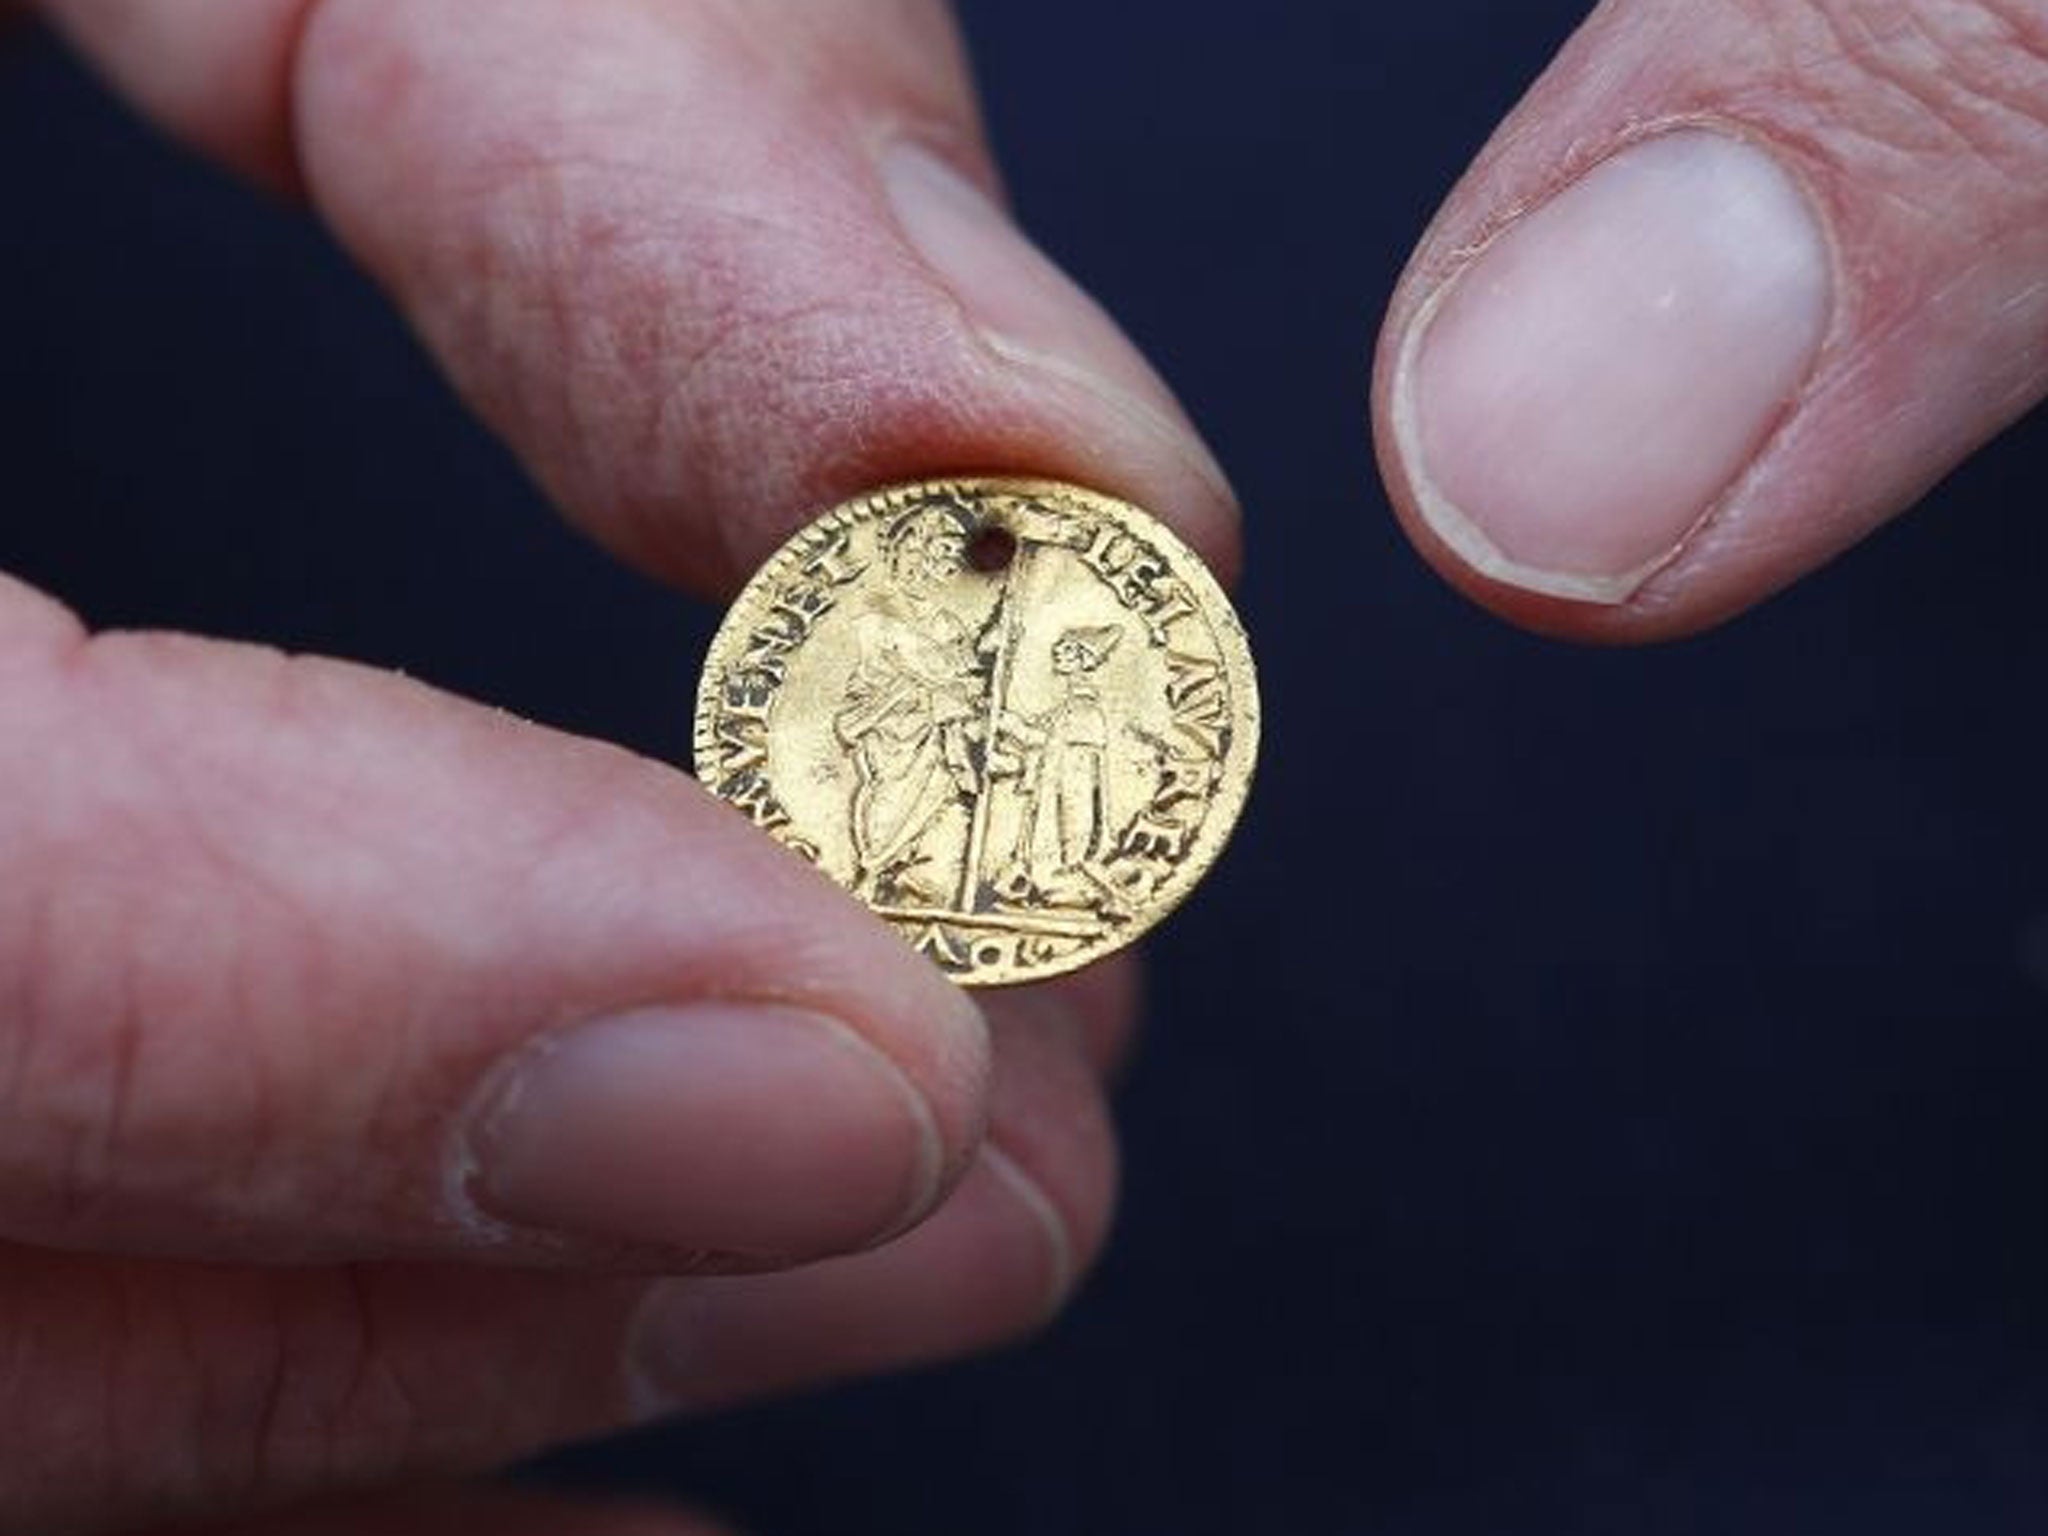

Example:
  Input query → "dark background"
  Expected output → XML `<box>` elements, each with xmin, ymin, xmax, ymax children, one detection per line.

<box><xmin>7</xmin><ymin>2</ymin><xmax>2048</xmax><ymax>1531</ymax></box>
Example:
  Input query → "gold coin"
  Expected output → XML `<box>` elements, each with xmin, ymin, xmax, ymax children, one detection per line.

<box><xmin>693</xmin><ymin>477</ymin><xmax>1259</xmax><ymax>987</ymax></box>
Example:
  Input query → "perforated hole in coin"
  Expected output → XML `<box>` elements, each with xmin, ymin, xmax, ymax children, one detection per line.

<box><xmin>966</xmin><ymin>523</ymin><xmax>1017</xmax><ymax>574</ymax></box>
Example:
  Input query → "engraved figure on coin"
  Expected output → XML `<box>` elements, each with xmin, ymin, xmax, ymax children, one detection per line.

<box><xmin>832</xmin><ymin>502</ymin><xmax>984</xmax><ymax>906</ymax></box>
<box><xmin>994</xmin><ymin>623</ymin><xmax>1125</xmax><ymax>907</ymax></box>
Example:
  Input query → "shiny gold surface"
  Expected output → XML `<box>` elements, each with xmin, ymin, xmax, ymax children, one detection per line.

<box><xmin>694</xmin><ymin>478</ymin><xmax>1258</xmax><ymax>986</ymax></box>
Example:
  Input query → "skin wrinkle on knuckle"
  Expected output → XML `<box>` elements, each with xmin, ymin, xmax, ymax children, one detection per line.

<box><xmin>0</xmin><ymin>881</ymin><xmax>168</xmax><ymax>1242</ymax></box>
<box><xmin>243</xmin><ymin>1277</ymin><xmax>313</xmax><ymax>1503</ymax></box>
<box><xmin>58</xmin><ymin>647</ymin><xmax>324</xmax><ymax>1193</ymax></box>
<box><xmin>8</xmin><ymin>900</ymin><xmax>277</xmax><ymax>1243</ymax></box>
<box><xmin>4</xmin><ymin>1271</ymin><xmax>200</xmax><ymax>1523</ymax></box>
<box><xmin>0</xmin><ymin>633</ymin><xmax>462</xmax><ymax>1242</ymax></box>
<box><xmin>25</xmin><ymin>1269</ymin><xmax>226</xmax><ymax>1521</ymax></box>
<box><xmin>0</xmin><ymin>876</ymin><xmax>68</xmax><ymax>1224</ymax></box>
<box><xmin>1782</xmin><ymin>0</ymin><xmax>2048</xmax><ymax>178</ymax></box>
<box><xmin>140</xmin><ymin>1268</ymin><xmax>416</xmax><ymax>1514</ymax></box>
<box><xmin>240</xmin><ymin>1288</ymin><xmax>356</xmax><ymax>1506</ymax></box>
<box><xmin>642</xmin><ymin>291</ymin><xmax>847</xmax><ymax>577</ymax></box>
<box><xmin>297</xmin><ymin>0</ymin><xmax>995</xmax><ymax>587</ymax></box>
<box><xmin>296</xmin><ymin>1267</ymin><xmax>424</xmax><ymax>1489</ymax></box>
<box><xmin>186</xmin><ymin>1268</ymin><xmax>558</xmax><ymax>1512</ymax></box>
<box><xmin>660</xmin><ymin>293</ymin><xmax>959</xmax><ymax>581</ymax></box>
<box><xmin>423</xmin><ymin>147</ymin><xmax>875</xmax><ymax>582</ymax></box>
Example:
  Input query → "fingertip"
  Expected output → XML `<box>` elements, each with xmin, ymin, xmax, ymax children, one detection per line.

<box><xmin>1025</xmin><ymin>950</ymin><xmax>1144</xmax><ymax>1082</ymax></box>
<box><xmin>1376</xmin><ymin>128</ymin><xmax>1833</xmax><ymax>641</ymax></box>
<box><xmin>1375</xmin><ymin>0</ymin><xmax>2048</xmax><ymax>644</ymax></box>
<box><xmin>457</xmin><ymin>1002</ymin><xmax>959</xmax><ymax>1266</ymax></box>
<box><xmin>624</xmin><ymin>1149</ymin><xmax>1079</xmax><ymax>1415</ymax></box>
<box><xmin>868</xmin><ymin>136</ymin><xmax>1240</xmax><ymax>575</ymax></box>
<box><xmin>1371</xmin><ymin>384</ymin><xmax>1673</xmax><ymax>645</ymax></box>
<box><xmin>977</xmin><ymin>993</ymin><xmax>1119</xmax><ymax>1276</ymax></box>
<box><xmin>622</xmin><ymin>988</ymin><xmax>1118</xmax><ymax>1414</ymax></box>
<box><xmin>289</xmin><ymin>0</ymin><xmax>1239</xmax><ymax>599</ymax></box>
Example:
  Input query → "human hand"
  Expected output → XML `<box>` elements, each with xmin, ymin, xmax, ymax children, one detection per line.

<box><xmin>1374</xmin><ymin>0</ymin><xmax>2048</xmax><ymax>640</ymax></box>
<box><xmin>3</xmin><ymin>1</ymin><xmax>1236</xmax><ymax>1531</ymax></box>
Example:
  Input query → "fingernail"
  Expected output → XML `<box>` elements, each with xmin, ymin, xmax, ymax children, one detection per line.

<box><xmin>459</xmin><ymin>1003</ymin><xmax>942</xmax><ymax>1261</ymax></box>
<box><xmin>1394</xmin><ymin>129</ymin><xmax>1832</xmax><ymax>603</ymax></box>
<box><xmin>880</xmin><ymin>140</ymin><xmax>1236</xmax><ymax>514</ymax></box>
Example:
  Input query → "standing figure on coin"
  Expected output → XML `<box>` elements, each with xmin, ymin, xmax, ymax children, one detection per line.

<box><xmin>833</xmin><ymin>503</ymin><xmax>986</xmax><ymax>906</ymax></box>
<box><xmin>1002</xmin><ymin>624</ymin><xmax>1124</xmax><ymax>905</ymax></box>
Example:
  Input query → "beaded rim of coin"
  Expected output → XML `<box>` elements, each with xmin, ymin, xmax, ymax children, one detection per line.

<box><xmin>692</xmin><ymin>476</ymin><xmax>1259</xmax><ymax>987</ymax></box>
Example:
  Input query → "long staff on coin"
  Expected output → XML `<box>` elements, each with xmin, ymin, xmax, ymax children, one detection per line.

<box><xmin>957</xmin><ymin>509</ymin><xmax>1038</xmax><ymax>914</ymax></box>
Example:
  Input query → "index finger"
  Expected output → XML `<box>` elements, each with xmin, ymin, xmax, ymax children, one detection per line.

<box><xmin>40</xmin><ymin>0</ymin><xmax>1239</xmax><ymax>589</ymax></box>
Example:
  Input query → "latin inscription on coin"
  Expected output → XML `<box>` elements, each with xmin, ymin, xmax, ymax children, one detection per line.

<box><xmin>693</xmin><ymin>478</ymin><xmax>1259</xmax><ymax>987</ymax></box>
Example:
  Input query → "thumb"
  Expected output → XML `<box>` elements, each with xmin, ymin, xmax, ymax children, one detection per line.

<box><xmin>0</xmin><ymin>572</ymin><xmax>989</xmax><ymax>1270</ymax></box>
<box><xmin>1374</xmin><ymin>0</ymin><xmax>2048</xmax><ymax>640</ymax></box>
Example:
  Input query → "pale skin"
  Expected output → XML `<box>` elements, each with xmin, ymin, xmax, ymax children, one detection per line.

<box><xmin>3</xmin><ymin>0</ymin><xmax>2046</xmax><ymax>1531</ymax></box>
